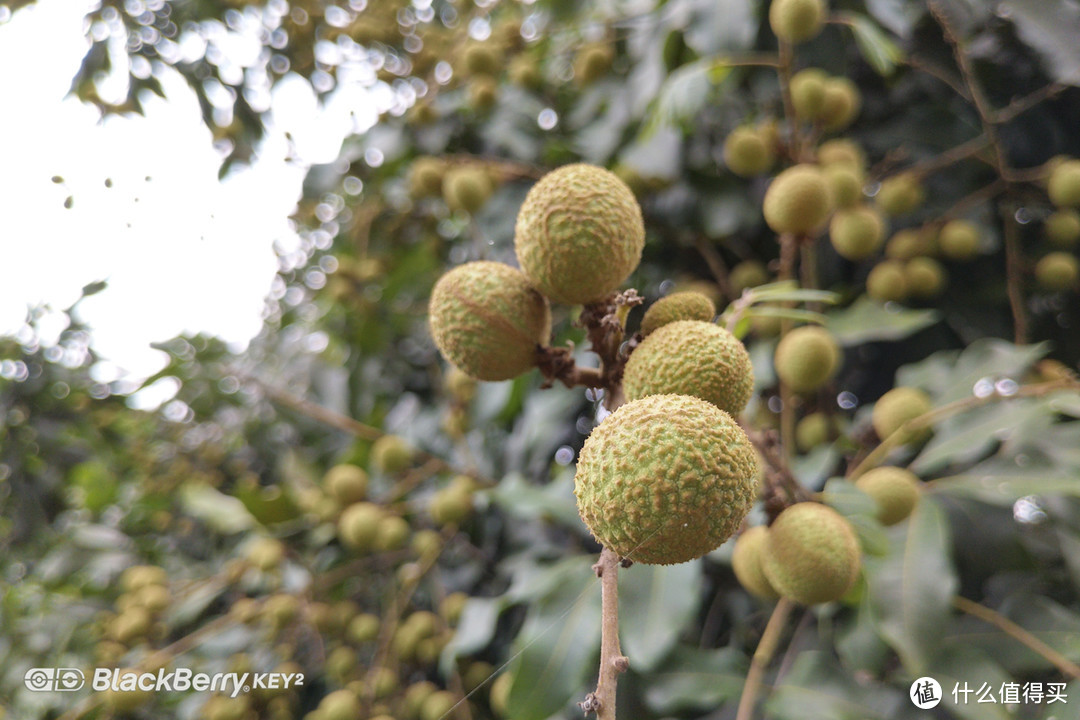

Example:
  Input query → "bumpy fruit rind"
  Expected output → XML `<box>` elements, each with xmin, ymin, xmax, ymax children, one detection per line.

<box><xmin>773</xmin><ymin>325</ymin><xmax>841</xmax><ymax>393</ymax></box>
<box><xmin>639</xmin><ymin>292</ymin><xmax>716</xmax><ymax>337</ymax></box>
<box><xmin>761</xmin><ymin>502</ymin><xmax>861</xmax><ymax>605</ymax></box>
<box><xmin>723</xmin><ymin>126</ymin><xmax>775</xmax><ymax>177</ymax></box>
<box><xmin>514</xmin><ymin>164</ymin><xmax>645</xmax><ymax>305</ymax></box>
<box><xmin>429</xmin><ymin>261</ymin><xmax>551</xmax><ymax>381</ymax></box>
<box><xmin>856</xmin><ymin>466</ymin><xmax>920</xmax><ymax>526</ymax></box>
<box><xmin>763</xmin><ymin>164</ymin><xmax>833</xmax><ymax>234</ymax></box>
<box><xmin>623</xmin><ymin>320</ymin><xmax>754</xmax><ymax>417</ymax></box>
<box><xmin>574</xmin><ymin>394</ymin><xmax>759</xmax><ymax>565</ymax></box>
<box><xmin>872</xmin><ymin>386</ymin><xmax>932</xmax><ymax>442</ymax></box>
<box><xmin>732</xmin><ymin>526</ymin><xmax>780</xmax><ymax>599</ymax></box>
<box><xmin>829</xmin><ymin>205</ymin><xmax>886</xmax><ymax>260</ymax></box>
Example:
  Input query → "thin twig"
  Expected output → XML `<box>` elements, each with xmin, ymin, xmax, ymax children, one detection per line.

<box><xmin>953</xmin><ymin>596</ymin><xmax>1080</xmax><ymax>680</ymax></box>
<box><xmin>694</xmin><ymin>236</ymin><xmax>735</xmax><ymax>301</ymax></box>
<box><xmin>991</xmin><ymin>83</ymin><xmax>1067</xmax><ymax>125</ymax></box>
<box><xmin>777</xmin><ymin>234</ymin><xmax>800</xmax><ymax>462</ymax></box>
<box><xmin>1001</xmin><ymin>199</ymin><xmax>1029</xmax><ymax>343</ymax></box>
<box><xmin>581</xmin><ymin>548</ymin><xmax>627</xmax><ymax>720</ymax></box>
<box><xmin>735</xmin><ymin>597</ymin><xmax>794</xmax><ymax>720</ymax></box>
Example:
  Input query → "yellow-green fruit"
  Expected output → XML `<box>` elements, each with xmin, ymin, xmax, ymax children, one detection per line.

<box><xmin>817</xmin><ymin>139</ymin><xmax>865</xmax><ymax>169</ymax></box>
<box><xmin>855</xmin><ymin>467</ymin><xmax>920</xmax><ymax>526</ymax></box>
<box><xmin>1048</xmin><ymin>159</ymin><xmax>1080</xmax><ymax>208</ymax></box>
<box><xmin>263</xmin><ymin>594</ymin><xmax>300</xmax><ymax>628</ymax></box>
<box><xmin>490</xmin><ymin>673</ymin><xmax>512</xmax><ymax>716</ymax></box>
<box><xmin>402</xmin><ymin>682</ymin><xmax>438</xmax><ymax>720</ymax></box>
<box><xmin>320</xmin><ymin>689</ymin><xmax>362</xmax><ymax>720</ymax></box>
<box><xmin>204</xmin><ymin>695</ymin><xmax>251</xmax><ymax>720</ymax></box>
<box><xmin>135</xmin><ymin>583</ymin><xmax>170</xmax><ymax>615</ymax></box>
<box><xmin>723</xmin><ymin>126</ymin><xmax>775</xmax><ymax>177</ymax></box>
<box><xmin>421</xmin><ymin>690</ymin><xmax>460</xmax><ymax>720</ymax></box>
<box><xmin>885</xmin><ymin>229</ymin><xmax>928</xmax><ymax>260</ymax></box>
<box><xmin>622</xmin><ymin>321</ymin><xmax>754</xmax><ymax>417</ymax></box>
<box><xmin>773</xmin><ymin>326</ymin><xmax>841</xmax><ymax>393</ymax></box>
<box><xmin>830</xmin><ymin>205</ymin><xmax>886</xmax><ymax>260</ymax></box>
<box><xmin>769</xmin><ymin>0</ymin><xmax>826</xmax><ymax>43</ymax></box>
<box><xmin>372</xmin><ymin>434</ymin><xmax>415</xmax><ymax>474</ymax></box>
<box><xmin>429</xmin><ymin>485</ymin><xmax>473</xmax><ymax>526</ymax></box>
<box><xmin>639</xmin><ymin>292</ymin><xmax>716</xmax><ymax>336</ymax></box>
<box><xmin>876</xmin><ymin>173</ymin><xmax>925</xmax><ymax>216</ymax></box>
<box><xmin>121</xmin><ymin>565</ymin><xmax>167</xmax><ymax>592</ymax></box>
<box><xmin>323</xmin><ymin>463</ymin><xmax>368</xmax><ymax>505</ymax></box>
<box><xmin>429</xmin><ymin>261</ymin><xmax>551</xmax><ymax>382</ymax></box>
<box><xmin>790</xmin><ymin>68</ymin><xmax>827</xmax><ymax>120</ymax></box>
<box><xmin>823</xmin><ymin>164</ymin><xmax>863</xmax><ymax>209</ymax></box>
<box><xmin>443</xmin><ymin>166</ymin><xmax>493</xmax><ymax>213</ymax></box>
<box><xmin>574</xmin><ymin>394</ymin><xmax>759</xmax><ymax>565</ymax></box>
<box><xmin>468</xmin><ymin>77</ymin><xmax>498</xmax><ymax>111</ymax></box>
<box><xmin>346</xmin><ymin>613</ymin><xmax>380</xmax><ymax>644</ymax></box>
<box><xmin>866</xmin><ymin>261</ymin><xmax>909</xmax><ymax>303</ymax></box>
<box><xmin>409</xmin><ymin>157</ymin><xmax>446</xmax><ymax>198</ymax></box>
<box><xmin>732</xmin><ymin>526</ymin><xmax>780</xmax><ymax>600</ymax></box>
<box><xmin>444</xmin><ymin>366</ymin><xmax>477</xmax><ymax>403</ymax></box>
<box><xmin>796</xmin><ymin>412</ymin><xmax>834</xmax><ymax>452</ymax></box>
<box><xmin>729</xmin><ymin>260</ymin><xmax>770</xmax><ymax>295</ymax></box>
<box><xmin>371</xmin><ymin>666</ymin><xmax>399</xmax><ymax>699</ymax></box>
<box><xmin>872</xmin><ymin>386</ymin><xmax>932</xmax><ymax>442</ymax></box>
<box><xmin>905</xmin><ymin>257</ymin><xmax>947</xmax><ymax>298</ymax></box>
<box><xmin>462</xmin><ymin>43</ymin><xmax>501</xmax><ymax>77</ymax></box>
<box><xmin>246</xmin><ymin>536</ymin><xmax>286</xmax><ymax>571</ymax></box>
<box><xmin>762</xmin><ymin>164</ymin><xmax>833</xmax><ymax>234</ymax></box>
<box><xmin>375</xmin><ymin>515</ymin><xmax>411</xmax><ymax>551</ymax></box>
<box><xmin>820</xmin><ymin>78</ymin><xmax>861</xmax><ymax>131</ymax></box>
<box><xmin>509</xmin><ymin>55</ymin><xmax>542</xmax><ymax>89</ymax></box>
<box><xmin>338</xmin><ymin>502</ymin><xmax>385</xmax><ymax>551</ymax></box>
<box><xmin>102</xmin><ymin>673</ymin><xmax>151</xmax><ymax>713</ymax></box>
<box><xmin>411</xmin><ymin>529</ymin><xmax>442</xmax><ymax>558</ymax></box>
<box><xmin>514</xmin><ymin>163</ymin><xmax>645</xmax><ymax>305</ymax></box>
<box><xmin>762</xmin><ymin>502</ymin><xmax>861</xmax><ymax>605</ymax></box>
<box><xmin>1035</xmin><ymin>252</ymin><xmax>1080</xmax><ymax>291</ymax></box>
<box><xmin>939</xmin><ymin>219</ymin><xmax>980</xmax><ymax>260</ymax></box>
<box><xmin>110</xmin><ymin>606</ymin><xmax>152</xmax><ymax>644</ymax></box>
<box><xmin>439</xmin><ymin>591</ymin><xmax>469</xmax><ymax>625</ymax></box>
<box><xmin>1046</xmin><ymin>210</ymin><xmax>1080</xmax><ymax>248</ymax></box>
<box><xmin>575</xmin><ymin>44</ymin><xmax>614</xmax><ymax>85</ymax></box>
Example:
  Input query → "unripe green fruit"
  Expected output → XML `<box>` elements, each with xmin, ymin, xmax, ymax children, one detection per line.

<box><xmin>444</xmin><ymin>366</ymin><xmax>477</xmax><ymax>403</ymax></box>
<box><xmin>816</xmin><ymin>139</ymin><xmax>865</xmax><ymax>169</ymax></box>
<box><xmin>574</xmin><ymin>394</ymin><xmax>759</xmax><ymax>565</ymax></box>
<box><xmin>422</xmin><ymin>691</ymin><xmax>460</xmax><ymax>720</ymax></box>
<box><xmin>762</xmin><ymin>164</ymin><xmax>833</xmax><ymax>234</ymax></box>
<box><xmin>905</xmin><ymin>257</ymin><xmax>947</xmax><ymax>298</ymax></box>
<box><xmin>509</xmin><ymin>55</ymin><xmax>542</xmax><ymax>89</ymax></box>
<box><xmin>790</xmin><ymin>68</ymin><xmax>827</xmax><ymax>120</ymax></box>
<box><xmin>429</xmin><ymin>261</ymin><xmax>551</xmax><ymax>382</ymax></box>
<box><xmin>134</xmin><ymin>583</ymin><xmax>170</xmax><ymax>615</ymax></box>
<box><xmin>323</xmin><ymin>463</ymin><xmax>368</xmax><ymax>506</ymax></box>
<box><xmin>773</xmin><ymin>326</ymin><xmax>841</xmax><ymax>393</ymax></box>
<box><xmin>1046</xmin><ymin>210</ymin><xmax>1080</xmax><ymax>247</ymax></box>
<box><xmin>723</xmin><ymin>126</ymin><xmax>775</xmax><ymax>177</ymax></box>
<box><xmin>102</xmin><ymin>673</ymin><xmax>152</xmax><ymax>712</ymax></box>
<box><xmin>371</xmin><ymin>666</ymin><xmax>399</xmax><ymax>698</ymax></box>
<box><xmin>411</xmin><ymin>529</ymin><xmax>442</xmax><ymax>558</ymax></box>
<box><xmin>876</xmin><ymin>173</ymin><xmax>925</xmax><ymax>216</ymax></box>
<box><xmin>856</xmin><ymin>466</ymin><xmax>920</xmax><ymax>526</ymax></box>
<box><xmin>461</xmin><ymin>43</ymin><xmax>501</xmax><ymax>77</ymax></box>
<box><xmin>409</xmin><ymin>157</ymin><xmax>446</xmax><ymax>199</ymax></box>
<box><xmin>769</xmin><ymin>0</ymin><xmax>826</xmax><ymax>44</ymax></box>
<box><xmin>375</xmin><ymin>514</ymin><xmax>411</xmax><ymax>551</ymax></box>
<box><xmin>820</xmin><ymin>78</ymin><xmax>861</xmax><ymax>131</ymax></box>
<box><xmin>762</xmin><ymin>503</ymin><xmax>861</xmax><ymax>605</ymax></box>
<box><xmin>338</xmin><ymin>502</ymin><xmax>385</xmax><ymax>551</ymax></box>
<box><xmin>246</xmin><ymin>536</ymin><xmax>286</xmax><ymax>571</ymax></box>
<box><xmin>939</xmin><ymin>219</ymin><xmax>980</xmax><ymax>260</ymax></box>
<box><xmin>110</xmin><ymin>606</ymin><xmax>152</xmax><ymax>644</ymax></box>
<box><xmin>468</xmin><ymin>77</ymin><xmax>498</xmax><ymax>111</ymax></box>
<box><xmin>403</xmin><ymin>682</ymin><xmax>439</xmax><ymax>720</ymax></box>
<box><xmin>373</xmin><ymin>434</ymin><xmax>415</xmax><ymax>473</ymax></box>
<box><xmin>1035</xmin><ymin>252</ymin><xmax>1080</xmax><ymax>291</ymax></box>
<box><xmin>732</xmin><ymin>526</ymin><xmax>779</xmax><ymax>600</ymax></box>
<box><xmin>872</xmin><ymin>386</ymin><xmax>932</xmax><ymax>443</ymax></box>
<box><xmin>204</xmin><ymin>695</ymin><xmax>251</xmax><ymax>720</ymax></box>
<box><xmin>1048</xmin><ymin>159</ymin><xmax>1080</xmax><ymax>208</ymax></box>
<box><xmin>443</xmin><ymin>166</ymin><xmax>494</xmax><ymax>213</ymax></box>
<box><xmin>886</xmin><ymin>229</ymin><xmax>928</xmax><ymax>260</ymax></box>
<box><xmin>429</xmin><ymin>485</ymin><xmax>474</xmax><ymax>526</ymax></box>
<box><xmin>490</xmin><ymin>673</ymin><xmax>512</xmax><ymax>716</ymax></box>
<box><xmin>829</xmin><ymin>205</ymin><xmax>886</xmax><ymax>260</ymax></box>
<box><xmin>263</xmin><ymin>594</ymin><xmax>300</xmax><ymax>628</ymax></box>
<box><xmin>440</xmin><ymin>591</ymin><xmax>469</xmax><ymax>625</ymax></box>
<box><xmin>320</xmin><ymin>689</ymin><xmax>361</xmax><ymax>720</ymax></box>
<box><xmin>347</xmin><ymin>612</ymin><xmax>380</xmax><ymax>644</ymax></box>
<box><xmin>729</xmin><ymin>260</ymin><xmax>770</xmax><ymax>295</ymax></box>
<box><xmin>639</xmin><ymin>292</ymin><xmax>716</xmax><ymax>337</ymax></box>
<box><xmin>463</xmin><ymin>661</ymin><xmax>495</xmax><ymax>694</ymax></box>
<box><xmin>866</xmin><ymin>260</ymin><xmax>909</xmax><ymax>303</ymax></box>
<box><xmin>623</xmin><ymin>320</ymin><xmax>754</xmax><ymax>416</ymax></box>
<box><xmin>823</xmin><ymin>164</ymin><xmax>863</xmax><ymax>209</ymax></box>
<box><xmin>121</xmin><ymin>565</ymin><xmax>167</xmax><ymax>592</ymax></box>
<box><xmin>514</xmin><ymin>164</ymin><xmax>645</xmax><ymax>305</ymax></box>
<box><xmin>795</xmin><ymin>411</ymin><xmax>834</xmax><ymax>452</ymax></box>
<box><xmin>575</xmin><ymin>45</ymin><xmax>614</xmax><ymax>85</ymax></box>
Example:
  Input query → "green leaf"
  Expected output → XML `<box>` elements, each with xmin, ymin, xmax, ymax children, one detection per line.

<box><xmin>926</xmin><ymin>644</ymin><xmax>1013</xmax><ymax>720</ymax></box>
<box><xmin>821</xmin><ymin>478</ymin><xmax>891</xmax><ymax>556</ymax></box>
<box><xmin>641</xmin><ymin>58</ymin><xmax>732</xmax><ymax>137</ymax></box>
<box><xmin>641</xmin><ymin>646</ymin><xmax>747</xmax><ymax>713</ymax></box>
<box><xmin>746</xmin><ymin>306</ymin><xmax>829</xmax><ymax>325</ymax></box>
<box><xmin>179</xmin><ymin>484</ymin><xmax>256</xmax><ymax>535</ymax></box>
<box><xmin>827</xmin><ymin>297</ymin><xmax>940</xmax><ymax>346</ymax></box>
<box><xmin>911</xmin><ymin>398</ymin><xmax>1052</xmax><ymax>474</ymax></box>
<box><xmin>489</xmin><ymin>472</ymin><xmax>582</xmax><ymax>530</ymax></box>
<box><xmin>840</xmin><ymin>12</ymin><xmax>905</xmax><ymax>76</ymax></box>
<box><xmin>764</xmin><ymin>650</ymin><xmax>904</xmax><ymax>719</ymax></box>
<box><xmin>864</xmin><ymin>496</ymin><xmax>957</xmax><ymax>675</ymax></box>
<box><xmin>619</xmin><ymin>562</ymin><xmax>703</xmax><ymax>671</ymax></box>
<box><xmin>835</xmin><ymin>591</ymin><xmax>892</xmax><ymax>674</ymax></box>
<box><xmin>896</xmin><ymin>339</ymin><xmax>1050</xmax><ymax>404</ymax></box>
<box><xmin>746</xmin><ymin>282</ymin><xmax>840</xmax><ymax>304</ymax></box>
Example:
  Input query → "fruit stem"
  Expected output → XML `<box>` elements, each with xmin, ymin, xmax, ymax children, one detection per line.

<box><xmin>777</xmin><ymin>233</ymin><xmax>800</xmax><ymax>462</ymax></box>
<box><xmin>582</xmin><ymin>547</ymin><xmax>627</xmax><ymax>720</ymax></box>
<box><xmin>953</xmin><ymin>596</ymin><xmax>1080</xmax><ymax>680</ymax></box>
<box><xmin>735</xmin><ymin>597</ymin><xmax>794</xmax><ymax>720</ymax></box>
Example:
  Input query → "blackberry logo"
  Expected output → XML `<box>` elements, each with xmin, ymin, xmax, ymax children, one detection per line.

<box><xmin>25</xmin><ymin>668</ymin><xmax>85</xmax><ymax>692</ymax></box>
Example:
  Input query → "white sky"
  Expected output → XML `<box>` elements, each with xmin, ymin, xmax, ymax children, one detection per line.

<box><xmin>0</xmin><ymin>0</ymin><xmax>375</xmax><ymax>405</ymax></box>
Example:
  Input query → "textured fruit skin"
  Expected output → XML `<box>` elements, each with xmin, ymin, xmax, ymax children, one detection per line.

<box><xmin>872</xmin><ymin>386</ymin><xmax>932</xmax><ymax>442</ymax></box>
<box><xmin>829</xmin><ymin>205</ymin><xmax>886</xmax><ymax>260</ymax></box>
<box><xmin>905</xmin><ymin>257</ymin><xmax>947</xmax><ymax>298</ymax></box>
<box><xmin>429</xmin><ymin>261</ymin><xmax>551</xmax><ymax>381</ymax></box>
<box><xmin>856</xmin><ymin>466</ymin><xmax>920</xmax><ymax>526</ymax></box>
<box><xmin>769</xmin><ymin>0</ymin><xmax>826</xmax><ymax>43</ymax></box>
<box><xmin>1049</xmin><ymin>160</ymin><xmax>1080</xmax><ymax>208</ymax></box>
<box><xmin>639</xmin><ymin>292</ymin><xmax>716</xmax><ymax>336</ymax></box>
<box><xmin>732</xmin><ymin>526</ymin><xmax>780</xmax><ymax>599</ymax></box>
<box><xmin>1036</xmin><ymin>252</ymin><xmax>1080</xmax><ymax>291</ymax></box>
<box><xmin>1046</xmin><ymin>210</ymin><xmax>1080</xmax><ymax>248</ymax></box>
<box><xmin>763</xmin><ymin>503</ymin><xmax>860</xmax><ymax>604</ymax></box>
<box><xmin>763</xmin><ymin>164</ymin><xmax>833</xmax><ymax>234</ymax></box>
<box><xmin>773</xmin><ymin>325</ymin><xmax>841</xmax><ymax>393</ymax></box>
<box><xmin>574</xmin><ymin>394</ymin><xmax>759</xmax><ymax>565</ymax></box>
<box><xmin>443</xmin><ymin>166</ymin><xmax>493</xmax><ymax>213</ymax></box>
<box><xmin>623</xmin><ymin>321</ymin><xmax>754</xmax><ymax>416</ymax></box>
<box><xmin>820</xmin><ymin>78</ymin><xmax>861</xmax><ymax>130</ymax></box>
<box><xmin>823</xmin><ymin>165</ymin><xmax>863</xmax><ymax>209</ymax></box>
<box><xmin>876</xmin><ymin>173</ymin><xmax>925</xmax><ymax>216</ymax></box>
<box><xmin>723</xmin><ymin>126</ymin><xmax>775</xmax><ymax>177</ymax></box>
<box><xmin>514</xmin><ymin>164</ymin><xmax>645</xmax><ymax>305</ymax></box>
<box><xmin>790</xmin><ymin>68</ymin><xmax>827</xmax><ymax>119</ymax></box>
<box><xmin>866</xmin><ymin>261</ymin><xmax>909</xmax><ymax>302</ymax></box>
<box><xmin>939</xmin><ymin>220</ymin><xmax>980</xmax><ymax>260</ymax></box>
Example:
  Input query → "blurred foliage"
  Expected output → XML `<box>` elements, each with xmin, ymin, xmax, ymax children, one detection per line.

<box><xmin>5</xmin><ymin>0</ymin><xmax>1080</xmax><ymax>719</ymax></box>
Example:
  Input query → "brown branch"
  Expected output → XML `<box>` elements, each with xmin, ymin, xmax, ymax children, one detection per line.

<box><xmin>735</xmin><ymin>597</ymin><xmax>795</xmax><ymax>720</ymax></box>
<box><xmin>1001</xmin><ymin>199</ymin><xmax>1029</xmax><ymax>343</ymax></box>
<box><xmin>991</xmin><ymin>83</ymin><xmax>1067</xmax><ymax>125</ymax></box>
<box><xmin>581</xmin><ymin>548</ymin><xmax>628</xmax><ymax>719</ymax></box>
<box><xmin>939</xmin><ymin>178</ymin><xmax>1007</xmax><ymax>221</ymax></box>
<box><xmin>953</xmin><ymin>596</ymin><xmax>1080</xmax><ymax>680</ymax></box>
<box><xmin>902</xmin><ymin>134</ymin><xmax>995</xmax><ymax>181</ymax></box>
<box><xmin>775</xmin><ymin>41</ymin><xmax>805</xmax><ymax>162</ymax></box>
<box><xmin>777</xmin><ymin>233</ymin><xmax>800</xmax><ymax>462</ymax></box>
<box><xmin>694</xmin><ymin>236</ymin><xmax>735</xmax><ymax>301</ymax></box>
<box><xmin>905</xmin><ymin>55</ymin><xmax>972</xmax><ymax>102</ymax></box>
